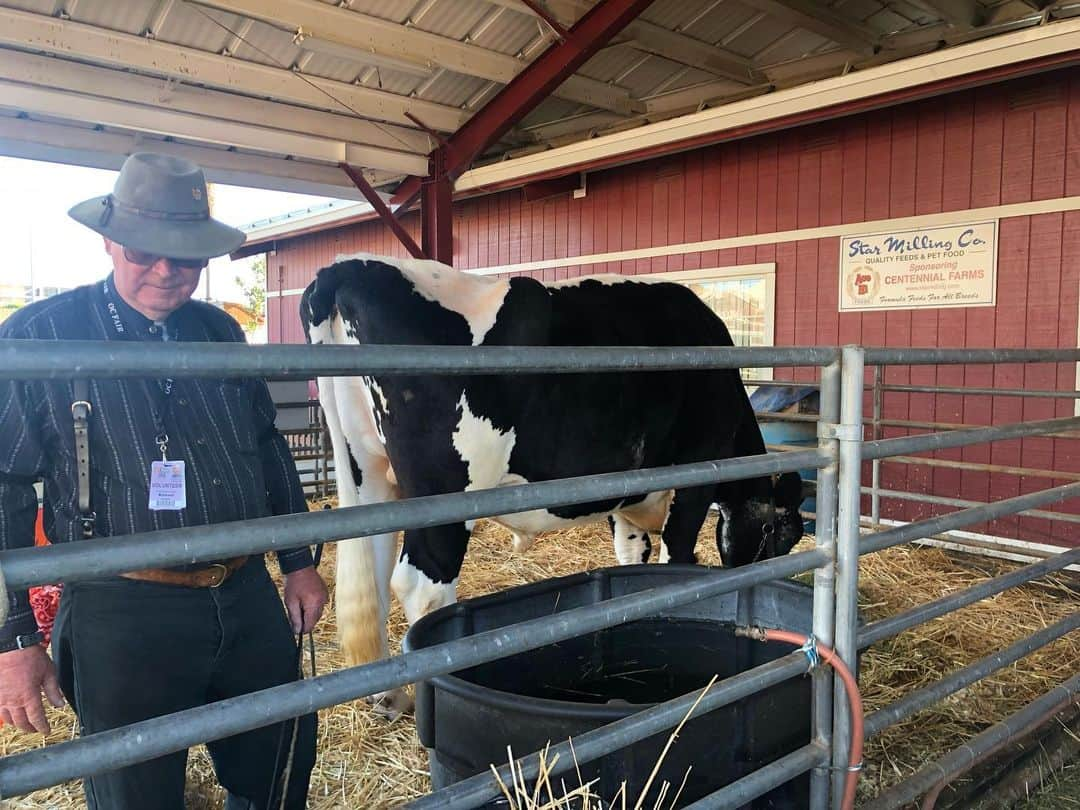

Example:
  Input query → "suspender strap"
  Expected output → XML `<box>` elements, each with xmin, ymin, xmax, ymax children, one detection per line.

<box><xmin>71</xmin><ymin>380</ymin><xmax>95</xmax><ymax>539</ymax></box>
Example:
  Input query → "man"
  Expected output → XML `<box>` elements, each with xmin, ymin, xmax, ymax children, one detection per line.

<box><xmin>0</xmin><ymin>153</ymin><xmax>327</xmax><ymax>809</ymax></box>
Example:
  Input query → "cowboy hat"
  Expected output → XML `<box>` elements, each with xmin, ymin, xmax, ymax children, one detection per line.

<box><xmin>68</xmin><ymin>152</ymin><xmax>245</xmax><ymax>260</ymax></box>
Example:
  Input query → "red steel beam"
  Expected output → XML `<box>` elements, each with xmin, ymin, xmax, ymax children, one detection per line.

<box><xmin>392</xmin><ymin>0</ymin><xmax>656</xmax><ymax>209</ymax></box>
<box><xmin>339</xmin><ymin>162</ymin><xmax>425</xmax><ymax>260</ymax></box>
<box><xmin>403</xmin><ymin>112</ymin><xmax>449</xmax><ymax>148</ymax></box>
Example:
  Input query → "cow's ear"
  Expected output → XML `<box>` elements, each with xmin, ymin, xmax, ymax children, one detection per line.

<box><xmin>774</xmin><ymin>471</ymin><xmax>804</xmax><ymax>507</ymax></box>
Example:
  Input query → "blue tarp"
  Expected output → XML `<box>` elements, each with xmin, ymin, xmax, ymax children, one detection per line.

<box><xmin>749</xmin><ymin>385</ymin><xmax>819</xmax><ymax>414</ymax></box>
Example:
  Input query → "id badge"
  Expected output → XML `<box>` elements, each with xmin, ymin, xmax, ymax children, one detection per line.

<box><xmin>149</xmin><ymin>460</ymin><xmax>187</xmax><ymax>511</ymax></box>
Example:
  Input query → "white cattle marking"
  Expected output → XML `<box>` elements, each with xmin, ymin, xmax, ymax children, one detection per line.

<box><xmin>452</xmin><ymin>393</ymin><xmax>516</xmax><ymax>491</ymax></box>
<box><xmin>392</xmin><ymin>553</ymin><xmax>458</xmax><ymax>624</ymax></box>
<box><xmin>337</xmin><ymin>251</ymin><xmax>510</xmax><ymax>345</ymax></box>
<box><xmin>612</xmin><ymin>514</ymin><xmax>648</xmax><ymax>565</ymax></box>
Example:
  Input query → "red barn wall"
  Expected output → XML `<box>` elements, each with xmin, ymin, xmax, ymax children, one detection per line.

<box><xmin>265</xmin><ymin>68</ymin><xmax>1080</xmax><ymax>548</ymax></box>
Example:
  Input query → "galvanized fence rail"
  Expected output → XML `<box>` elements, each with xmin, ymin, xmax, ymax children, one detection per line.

<box><xmin>0</xmin><ymin>340</ymin><xmax>1076</xmax><ymax>810</ymax></box>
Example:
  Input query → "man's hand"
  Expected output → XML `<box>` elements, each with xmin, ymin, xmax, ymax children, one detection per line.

<box><xmin>283</xmin><ymin>566</ymin><xmax>328</xmax><ymax>634</ymax></box>
<box><xmin>0</xmin><ymin>646</ymin><xmax>66</xmax><ymax>734</ymax></box>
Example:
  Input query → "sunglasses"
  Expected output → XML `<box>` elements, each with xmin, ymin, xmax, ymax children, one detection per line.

<box><xmin>122</xmin><ymin>246</ymin><xmax>208</xmax><ymax>270</ymax></box>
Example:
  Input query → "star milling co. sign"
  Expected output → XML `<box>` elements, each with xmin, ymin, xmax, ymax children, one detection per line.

<box><xmin>839</xmin><ymin>221</ymin><xmax>998</xmax><ymax>312</ymax></box>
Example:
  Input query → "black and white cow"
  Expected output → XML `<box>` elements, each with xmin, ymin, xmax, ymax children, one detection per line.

<box><xmin>301</xmin><ymin>254</ymin><xmax>804</xmax><ymax>716</ymax></box>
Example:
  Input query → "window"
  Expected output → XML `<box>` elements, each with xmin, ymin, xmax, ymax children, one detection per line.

<box><xmin>650</xmin><ymin>264</ymin><xmax>776</xmax><ymax>382</ymax></box>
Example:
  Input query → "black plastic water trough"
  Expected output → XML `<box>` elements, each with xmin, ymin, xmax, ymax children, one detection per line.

<box><xmin>404</xmin><ymin>565</ymin><xmax>820</xmax><ymax>809</ymax></box>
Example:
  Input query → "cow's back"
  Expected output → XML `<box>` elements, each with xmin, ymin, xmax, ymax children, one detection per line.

<box><xmin>477</xmin><ymin>277</ymin><xmax>759</xmax><ymax>489</ymax></box>
<box><xmin>546</xmin><ymin>277</ymin><xmax>736</xmax><ymax>349</ymax></box>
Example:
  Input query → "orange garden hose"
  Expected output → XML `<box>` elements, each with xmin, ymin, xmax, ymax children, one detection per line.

<box><xmin>739</xmin><ymin>627</ymin><xmax>864</xmax><ymax>810</ymax></box>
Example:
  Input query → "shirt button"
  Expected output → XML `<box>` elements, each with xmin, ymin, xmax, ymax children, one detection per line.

<box><xmin>177</xmin><ymin>398</ymin><xmax>188</xmax><ymax>406</ymax></box>
<box><xmin>148</xmin><ymin>325</ymin><xmax>158</xmax><ymax>334</ymax></box>
<box><xmin>195</xmin><ymin>437</ymin><xmax>207</xmax><ymax>446</ymax></box>
<box><xmin>212</xmin><ymin>478</ymin><xmax>223</xmax><ymax>486</ymax></box>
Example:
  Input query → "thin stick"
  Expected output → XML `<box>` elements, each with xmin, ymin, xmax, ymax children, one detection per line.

<box><xmin>633</xmin><ymin>675</ymin><xmax>718</xmax><ymax>810</ymax></box>
<box><xmin>532</xmin><ymin>744</ymin><xmax>552</xmax><ymax>807</ymax></box>
<box><xmin>652</xmin><ymin>780</ymin><xmax>670</xmax><ymax>809</ymax></box>
<box><xmin>569</xmin><ymin>736</ymin><xmax>586</xmax><ymax>809</ymax></box>
<box><xmin>668</xmin><ymin>766</ymin><xmax>693</xmax><ymax>809</ymax></box>
<box><xmin>492</xmin><ymin>762</ymin><xmax>518</xmax><ymax>810</ymax></box>
<box><xmin>511</xmin><ymin>746</ymin><xmax>530</xmax><ymax>807</ymax></box>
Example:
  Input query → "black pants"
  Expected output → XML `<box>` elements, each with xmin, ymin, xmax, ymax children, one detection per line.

<box><xmin>52</xmin><ymin>558</ymin><xmax>317</xmax><ymax>810</ymax></box>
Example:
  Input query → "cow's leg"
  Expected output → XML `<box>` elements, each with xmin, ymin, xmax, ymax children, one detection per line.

<box><xmin>609</xmin><ymin>514</ymin><xmax>652</xmax><ymax>565</ymax></box>
<box><xmin>319</xmin><ymin>377</ymin><xmax>410</xmax><ymax>720</ymax></box>
<box><xmin>510</xmin><ymin>530</ymin><xmax>537</xmax><ymax>553</ymax></box>
<box><xmin>392</xmin><ymin>523</ymin><xmax>471</xmax><ymax>624</ymax></box>
<box><xmin>659</xmin><ymin>487</ymin><xmax>712</xmax><ymax>565</ymax></box>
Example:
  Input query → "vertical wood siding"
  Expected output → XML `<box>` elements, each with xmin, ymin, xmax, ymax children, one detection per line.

<box><xmin>266</xmin><ymin>68</ymin><xmax>1080</xmax><ymax>548</ymax></box>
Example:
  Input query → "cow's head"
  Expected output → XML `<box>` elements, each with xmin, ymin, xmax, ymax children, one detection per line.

<box><xmin>717</xmin><ymin>471</ymin><xmax>807</xmax><ymax>568</ymax></box>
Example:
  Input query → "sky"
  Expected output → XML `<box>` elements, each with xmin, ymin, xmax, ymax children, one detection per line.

<box><xmin>0</xmin><ymin>156</ymin><xmax>340</xmax><ymax>304</ymax></box>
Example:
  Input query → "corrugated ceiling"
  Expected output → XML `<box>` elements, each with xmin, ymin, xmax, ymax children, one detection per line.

<box><xmin>0</xmin><ymin>0</ymin><xmax>1069</xmax><ymax>200</ymax></box>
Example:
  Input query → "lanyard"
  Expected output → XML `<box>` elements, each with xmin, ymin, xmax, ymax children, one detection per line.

<box><xmin>101</xmin><ymin>279</ymin><xmax>178</xmax><ymax>460</ymax></box>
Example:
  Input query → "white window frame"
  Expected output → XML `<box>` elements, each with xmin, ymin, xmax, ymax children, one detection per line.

<box><xmin>649</xmin><ymin>263</ymin><xmax>777</xmax><ymax>382</ymax></box>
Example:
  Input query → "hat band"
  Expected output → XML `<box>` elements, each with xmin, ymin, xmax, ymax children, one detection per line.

<box><xmin>98</xmin><ymin>195</ymin><xmax>210</xmax><ymax>227</ymax></box>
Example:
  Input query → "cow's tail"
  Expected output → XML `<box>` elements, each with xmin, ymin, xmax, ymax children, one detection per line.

<box><xmin>317</xmin><ymin>372</ymin><xmax>389</xmax><ymax>668</ymax></box>
<box><xmin>302</xmin><ymin>261</ymin><xmax>359</xmax><ymax>338</ymax></box>
<box><xmin>335</xmin><ymin>537</ymin><xmax>387</xmax><ymax>666</ymax></box>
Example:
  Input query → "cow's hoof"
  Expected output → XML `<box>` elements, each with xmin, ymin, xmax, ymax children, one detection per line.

<box><xmin>511</xmin><ymin>532</ymin><xmax>536</xmax><ymax>553</ymax></box>
<box><xmin>366</xmin><ymin>688</ymin><xmax>414</xmax><ymax>721</ymax></box>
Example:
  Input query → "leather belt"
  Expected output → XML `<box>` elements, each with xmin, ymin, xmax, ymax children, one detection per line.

<box><xmin>120</xmin><ymin>556</ymin><xmax>249</xmax><ymax>588</ymax></box>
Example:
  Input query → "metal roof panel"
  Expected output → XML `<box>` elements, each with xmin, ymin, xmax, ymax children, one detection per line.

<box><xmin>518</xmin><ymin>97</ymin><xmax>589</xmax><ymax>129</ymax></box>
<box><xmin>410</xmin><ymin>0</ymin><xmax>501</xmax><ymax>42</ymax></box>
<box><xmin>640</xmin><ymin>0</ymin><xmax>722</xmax><ymax>30</ymax></box>
<box><xmin>468</xmin><ymin>11</ymin><xmax>545</xmax><ymax>57</ymax></box>
<box><xmin>753</xmin><ymin>29</ymin><xmax>832</xmax><ymax>63</ymax></box>
<box><xmin>2</xmin><ymin>0</ymin><xmax>53</xmax><ymax>13</ymax></box>
<box><xmin>64</xmin><ymin>0</ymin><xmax>148</xmax><ymax>32</ymax></box>
<box><xmin>730</xmin><ymin>18</ymin><xmax>809</xmax><ymax>58</ymax></box>
<box><xmin>334</xmin><ymin>0</ymin><xmax>413</xmax><ymax>24</ymax></box>
<box><xmin>416</xmin><ymin>69</ymin><xmax>492</xmax><ymax>109</ymax></box>
<box><xmin>866</xmin><ymin>8</ymin><xmax>922</xmax><ymax>35</ymax></box>
<box><xmin>682</xmin><ymin>5</ymin><xmax>771</xmax><ymax>46</ymax></box>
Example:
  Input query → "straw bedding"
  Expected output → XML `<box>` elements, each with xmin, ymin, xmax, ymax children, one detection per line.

<box><xmin>1</xmin><ymin>505</ymin><xmax>1076</xmax><ymax>809</ymax></box>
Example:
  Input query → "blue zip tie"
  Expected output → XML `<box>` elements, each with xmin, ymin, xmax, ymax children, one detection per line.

<box><xmin>798</xmin><ymin>634</ymin><xmax>820</xmax><ymax>670</ymax></box>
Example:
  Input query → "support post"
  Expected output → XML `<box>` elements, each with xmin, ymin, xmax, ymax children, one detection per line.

<box><xmin>421</xmin><ymin>150</ymin><xmax>454</xmax><ymax>266</ymax></box>
<box><xmin>810</xmin><ymin>359</ymin><xmax>841</xmax><ymax>809</ymax></box>
<box><xmin>832</xmin><ymin>346</ymin><xmax>865</xmax><ymax>808</ymax></box>
<box><xmin>871</xmin><ymin>364</ymin><xmax>883</xmax><ymax>526</ymax></box>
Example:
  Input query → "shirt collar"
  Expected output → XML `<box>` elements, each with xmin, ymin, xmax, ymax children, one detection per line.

<box><xmin>102</xmin><ymin>273</ymin><xmax>192</xmax><ymax>339</ymax></box>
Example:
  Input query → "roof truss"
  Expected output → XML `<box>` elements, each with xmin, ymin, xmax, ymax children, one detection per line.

<box><xmin>0</xmin><ymin>115</ymin><xmax>391</xmax><ymax>199</ymax></box>
<box><xmin>0</xmin><ymin>5</ymin><xmax>470</xmax><ymax>132</ymax></box>
<box><xmin>738</xmin><ymin>0</ymin><xmax>880</xmax><ymax>52</ymax></box>
<box><xmin>0</xmin><ymin>50</ymin><xmax>430</xmax><ymax>176</ymax></box>
<box><xmin>187</xmin><ymin>0</ymin><xmax>644</xmax><ymax>114</ymax></box>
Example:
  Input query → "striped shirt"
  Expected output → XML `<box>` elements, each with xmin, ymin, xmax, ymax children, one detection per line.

<box><xmin>0</xmin><ymin>276</ymin><xmax>313</xmax><ymax>644</ymax></box>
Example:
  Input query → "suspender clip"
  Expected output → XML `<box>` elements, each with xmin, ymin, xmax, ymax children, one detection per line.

<box><xmin>80</xmin><ymin>513</ymin><xmax>97</xmax><ymax>539</ymax></box>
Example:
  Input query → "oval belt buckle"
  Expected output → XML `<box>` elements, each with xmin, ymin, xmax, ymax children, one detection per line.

<box><xmin>208</xmin><ymin>563</ymin><xmax>229</xmax><ymax>588</ymax></box>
